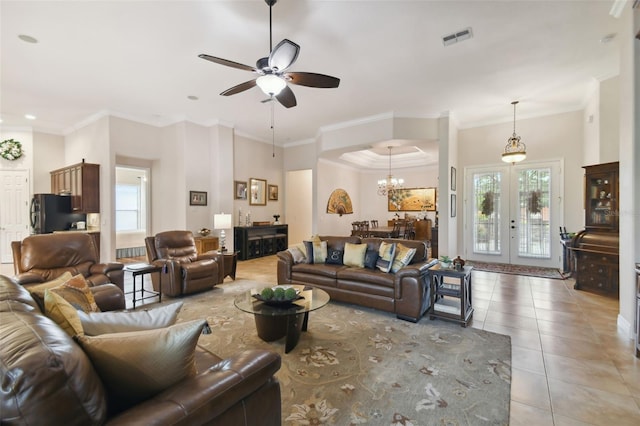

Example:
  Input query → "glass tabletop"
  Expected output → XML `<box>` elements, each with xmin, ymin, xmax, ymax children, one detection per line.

<box><xmin>234</xmin><ymin>285</ymin><xmax>330</xmax><ymax>316</ymax></box>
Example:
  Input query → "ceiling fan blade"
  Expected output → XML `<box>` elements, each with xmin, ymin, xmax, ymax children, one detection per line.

<box><xmin>275</xmin><ymin>86</ymin><xmax>297</xmax><ymax>108</ymax></box>
<box><xmin>268</xmin><ymin>39</ymin><xmax>300</xmax><ymax>72</ymax></box>
<box><xmin>286</xmin><ymin>72</ymin><xmax>340</xmax><ymax>88</ymax></box>
<box><xmin>220</xmin><ymin>79</ymin><xmax>257</xmax><ymax>96</ymax></box>
<box><xmin>199</xmin><ymin>54</ymin><xmax>257</xmax><ymax>73</ymax></box>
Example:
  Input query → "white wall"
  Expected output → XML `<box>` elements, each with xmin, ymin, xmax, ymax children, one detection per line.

<box><xmin>600</xmin><ymin>76</ymin><xmax>620</xmax><ymax>163</ymax></box>
<box><xmin>285</xmin><ymin>169</ymin><xmax>312</xmax><ymax>245</ymax></box>
<box><xmin>615</xmin><ymin>2</ymin><xmax>637</xmax><ymax>341</ymax></box>
<box><xmin>233</xmin><ymin>134</ymin><xmax>284</xmax><ymax>225</ymax></box>
<box><xmin>33</xmin><ymin>131</ymin><xmax>64</xmax><ymax>193</ymax></box>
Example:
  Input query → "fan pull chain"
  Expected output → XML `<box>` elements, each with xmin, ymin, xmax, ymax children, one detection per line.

<box><xmin>271</xmin><ymin>99</ymin><xmax>275</xmax><ymax>158</ymax></box>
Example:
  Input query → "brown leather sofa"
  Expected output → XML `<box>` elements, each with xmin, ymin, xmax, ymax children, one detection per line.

<box><xmin>11</xmin><ymin>232</ymin><xmax>125</xmax><ymax>310</ymax></box>
<box><xmin>277</xmin><ymin>236</ymin><xmax>438</xmax><ymax>322</ymax></box>
<box><xmin>145</xmin><ymin>230</ymin><xmax>224</xmax><ymax>297</ymax></box>
<box><xmin>0</xmin><ymin>274</ymin><xmax>282</xmax><ymax>425</ymax></box>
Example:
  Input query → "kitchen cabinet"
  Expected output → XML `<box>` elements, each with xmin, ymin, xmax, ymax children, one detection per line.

<box><xmin>51</xmin><ymin>162</ymin><xmax>100</xmax><ymax>213</ymax></box>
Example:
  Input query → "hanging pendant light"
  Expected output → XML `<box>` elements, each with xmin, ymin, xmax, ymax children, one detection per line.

<box><xmin>377</xmin><ymin>146</ymin><xmax>404</xmax><ymax>196</ymax></box>
<box><xmin>502</xmin><ymin>101</ymin><xmax>527</xmax><ymax>164</ymax></box>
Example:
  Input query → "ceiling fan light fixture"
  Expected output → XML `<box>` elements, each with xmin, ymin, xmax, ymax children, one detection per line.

<box><xmin>501</xmin><ymin>101</ymin><xmax>527</xmax><ymax>164</ymax></box>
<box><xmin>256</xmin><ymin>74</ymin><xmax>286</xmax><ymax>95</ymax></box>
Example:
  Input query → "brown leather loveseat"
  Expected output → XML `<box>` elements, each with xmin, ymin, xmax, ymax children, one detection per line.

<box><xmin>277</xmin><ymin>236</ymin><xmax>438</xmax><ymax>322</ymax></box>
<box><xmin>0</xmin><ymin>274</ymin><xmax>283</xmax><ymax>425</ymax></box>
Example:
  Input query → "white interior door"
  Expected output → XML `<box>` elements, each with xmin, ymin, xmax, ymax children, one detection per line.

<box><xmin>465</xmin><ymin>161</ymin><xmax>562</xmax><ymax>268</ymax></box>
<box><xmin>0</xmin><ymin>170</ymin><xmax>30</xmax><ymax>263</ymax></box>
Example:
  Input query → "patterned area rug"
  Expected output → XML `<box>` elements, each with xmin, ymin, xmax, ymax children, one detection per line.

<box><xmin>465</xmin><ymin>261</ymin><xmax>565</xmax><ymax>280</ymax></box>
<box><xmin>177</xmin><ymin>280</ymin><xmax>512</xmax><ymax>425</ymax></box>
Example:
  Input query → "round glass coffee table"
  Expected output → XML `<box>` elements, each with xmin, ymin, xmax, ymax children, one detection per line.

<box><xmin>234</xmin><ymin>285</ymin><xmax>330</xmax><ymax>353</ymax></box>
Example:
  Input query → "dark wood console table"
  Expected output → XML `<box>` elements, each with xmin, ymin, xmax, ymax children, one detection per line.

<box><xmin>234</xmin><ymin>224</ymin><xmax>288</xmax><ymax>260</ymax></box>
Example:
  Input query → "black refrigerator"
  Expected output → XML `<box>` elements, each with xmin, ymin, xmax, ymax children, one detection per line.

<box><xmin>30</xmin><ymin>193</ymin><xmax>86</xmax><ymax>234</ymax></box>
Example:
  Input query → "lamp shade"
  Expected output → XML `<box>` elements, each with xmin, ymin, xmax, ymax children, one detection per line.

<box><xmin>256</xmin><ymin>74</ymin><xmax>286</xmax><ymax>95</ymax></box>
<box><xmin>214</xmin><ymin>213</ymin><xmax>232</xmax><ymax>230</ymax></box>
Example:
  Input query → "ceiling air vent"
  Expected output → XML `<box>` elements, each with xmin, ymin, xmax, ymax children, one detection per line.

<box><xmin>442</xmin><ymin>27</ymin><xmax>473</xmax><ymax>46</ymax></box>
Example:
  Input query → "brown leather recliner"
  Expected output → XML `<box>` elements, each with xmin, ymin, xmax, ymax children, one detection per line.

<box><xmin>145</xmin><ymin>230</ymin><xmax>224</xmax><ymax>297</ymax></box>
<box><xmin>11</xmin><ymin>233</ymin><xmax>125</xmax><ymax>310</ymax></box>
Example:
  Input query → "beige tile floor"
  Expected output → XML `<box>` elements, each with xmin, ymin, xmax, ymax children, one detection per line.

<box><xmin>3</xmin><ymin>256</ymin><xmax>639</xmax><ymax>425</ymax></box>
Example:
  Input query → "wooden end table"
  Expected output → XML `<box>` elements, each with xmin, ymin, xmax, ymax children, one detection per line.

<box><xmin>429</xmin><ymin>265</ymin><xmax>473</xmax><ymax>327</ymax></box>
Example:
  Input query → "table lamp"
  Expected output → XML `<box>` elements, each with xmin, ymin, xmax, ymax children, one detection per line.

<box><xmin>214</xmin><ymin>213</ymin><xmax>232</xmax><ymax>252</ymax></box>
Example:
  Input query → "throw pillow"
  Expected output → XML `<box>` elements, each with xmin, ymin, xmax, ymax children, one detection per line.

<box><xmin>391</xmin><ymin>243</ymin><xmax>417</xmax><ymax>273</ymax></box>
<box><xmin>325</xmin><ymin>248</ymin><xmax>344</xmax><ymax>265</ymax></box>
<box><xmin>287</xmin><ymin>244</ymin><xmax>307</xmax><ymax>264</ymax></box>
<box><xmin>312</xmin><ymin>240</ymin><xmax>328</xmax><ymax>264</ymax></box>
<box><xmin>44</xmin><ymin>289</ymin><xmax>84</xmax><ymax>337</ymax></box>
<box><xmin>376</xmin><ymin>241</ymin><xmax>397</xmax><ymax>273</ymax></box>
<box><xmin>27</xmin><ymin>271</ymin><xmax>74</xmax><ymax>303</ymax></box>
<box><xmin>343</xmin><ymin>242</ymin><xmax>367</xmax><ymax>268</ymax></box>
<box><xmin>363</xmin><ymin>249</ymin><xmax>379</xmax><ymax>269</ymax></box>
<box><xmin>49</xmin><ymin>274</ymin><xmax>100</xmax><ymax>313</ymax></box>
<box><xmin>27</xmin><ymin>271</ymin><xmax>75</xmax><ymax>311</ymax></box>
<box><xmin>76</xmin><ymin>319</ymin><xmax>206</xmax><ymax>414</ymax></box>
<box><xmin>302</xmin><ymin>240</ymin><xmax>314</xmax><ymax>264</ymax></box>
<box><xmin>77</xmin><ymin>301</ymin><xmax>184</xmax><ymax>336</ymax></box>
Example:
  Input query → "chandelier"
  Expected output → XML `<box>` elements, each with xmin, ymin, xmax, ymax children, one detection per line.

<box><xmin>502</xmin><ymin>101</ymin><xmax>527</xmax><ymax>164</ymax></box>
<box><xmin>377</xmin><ymin>146</ymin><xmax>404</xmax><ymax>196</ymax></box>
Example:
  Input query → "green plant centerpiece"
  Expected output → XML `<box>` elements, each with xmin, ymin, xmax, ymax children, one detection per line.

<box><xmin>260</xmin><ymin>287</ymin><xmax>274</xmax><ymax>300</ymax></box>
<box><xmin>439</xmin><ymin>255</ymin><xmax>452</xmax><ymax>269</ymax></box>
<box><xmin>258</xmin><ymin>286</ymin><xmax>299</xmax><ymax>303</ymax></box>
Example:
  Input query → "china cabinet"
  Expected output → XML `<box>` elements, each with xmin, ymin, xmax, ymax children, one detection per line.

<box><xmin>571</xmin><ymin>162</ymin><xmax>619</xmax><ymax>296</ymax></box>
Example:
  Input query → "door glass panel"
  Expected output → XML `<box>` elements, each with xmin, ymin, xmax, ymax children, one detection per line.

<box><xmin>472</xmin><ymin>171</ymin><xmax>502</xmax><ymax>255</ymax></box>
<box><xmin>517</xmin><ymin>167</ymin><xmax>551</xmax><ymax>258</ymax></box>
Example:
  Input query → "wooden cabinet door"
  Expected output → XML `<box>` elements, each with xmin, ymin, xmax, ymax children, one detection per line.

<box><xmin>50</xmin><ymin>163</ymin><xmax>100</xmax><ymax>213</ymax></box>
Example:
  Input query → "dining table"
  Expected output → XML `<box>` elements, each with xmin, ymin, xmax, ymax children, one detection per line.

<box><xmin>351</xmin><ymin>226</ymin><xmax>399</xmax><ymax>238</ymax></box>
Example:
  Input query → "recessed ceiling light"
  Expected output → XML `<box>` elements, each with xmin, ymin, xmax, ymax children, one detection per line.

<box><xmin>24</xmin><ymin>114</ymin><xmax>36</xmax><ymax>120</ymax></box>
<box><xmin>187</xmin><ymin>95</ymin><xmax>199</xmax><ymax>101</ymax></box>
<box><xmin>18</xmin><ymin>34</ymin><xmax>38</xmax><ymax>44</ymax></box>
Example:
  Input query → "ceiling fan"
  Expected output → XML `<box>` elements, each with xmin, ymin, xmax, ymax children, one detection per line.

<box><xmin>198</xmin><ymin>0</ymin><xmax>340</xmax><ymax>108</ymax></box>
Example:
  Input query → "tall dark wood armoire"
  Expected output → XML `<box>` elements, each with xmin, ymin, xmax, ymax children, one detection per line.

<box><xmin>571</xmin><ymin>162</ymin><xmax>619</xmax><ymax>296</ymax></box>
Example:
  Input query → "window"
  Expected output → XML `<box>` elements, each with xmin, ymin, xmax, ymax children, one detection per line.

<box><xmin>115</xmin><ymin>184</ymin><xmax>142</xmax><ymax>231</ymax></box>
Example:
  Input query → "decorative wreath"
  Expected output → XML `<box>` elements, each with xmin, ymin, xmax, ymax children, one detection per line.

<box><xmin>0</xmin><ymin>139</ymin><xmax>23</xmax><ymax>161</ymax></box>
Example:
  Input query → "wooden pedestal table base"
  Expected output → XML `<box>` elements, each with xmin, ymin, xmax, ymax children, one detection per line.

<box><xmin>234</xmin><ymin>285</ymin><xmax>330</xmax><ymax>354</ymax></box>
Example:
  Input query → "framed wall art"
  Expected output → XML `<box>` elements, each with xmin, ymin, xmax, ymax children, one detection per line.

<box><xmin>388</xmin><ymin>187</ymin><xmax>437</xmax><ymax>212</ymax></box>
<box><xmin>189</xmin><ymin>191</ymin><xmax>207</xmax><ymax>206</ymax></box>
<box><xmin>249</xmin><ymin>178</ymin><xmax>267</xmax><ymax>206</ymax></box>
<box><xmin>268</xmin><ymin>184</ymin><xmax>278</xmax><ymax>201</ymax></box>
<box><xmin>451</xmin><ymin>194</ymin><xmax>456</xmax><ymax>217</ymax></box>
<box><xmin>234</xmin><ymin>180</ymin><xmax>247</xmax><ymax>200</ymax></box>
<box><xmin>451</xmin><ymin>166</ymin><xmax>457</xmax><ymax>191</ymax></box>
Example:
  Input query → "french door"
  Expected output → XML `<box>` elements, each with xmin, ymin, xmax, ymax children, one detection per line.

<box><xmin>465</xmin><ymin>161</ymin><xmax>562</xmax><ymax>268</ymax></box>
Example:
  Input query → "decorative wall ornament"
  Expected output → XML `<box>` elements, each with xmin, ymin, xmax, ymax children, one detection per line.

<box><xmin>326</xmin><ymin>188</ymin><xmax>353</xmax><ymax>216</ymax></box>
<box><xmin>0</xmin><ymin>139</ymin><xmax>23</xmax><ymax>161</ymax></box>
